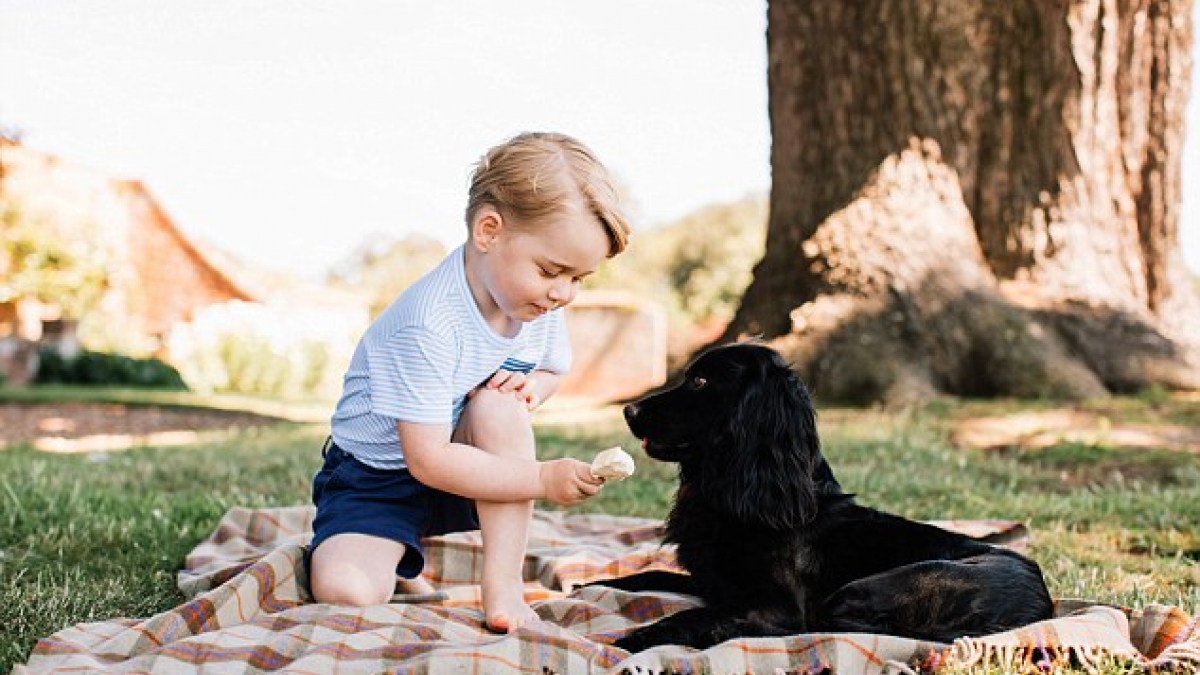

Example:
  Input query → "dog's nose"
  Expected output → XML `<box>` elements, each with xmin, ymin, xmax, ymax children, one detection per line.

<box><xmin>623</xmin><ymin>403</ymin><xmax>639</xmax><ymax>423</ymax></box>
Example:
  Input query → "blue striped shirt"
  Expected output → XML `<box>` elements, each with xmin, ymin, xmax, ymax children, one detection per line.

<box><xmin>330</xmin><ymin>245</ymin><xmax>571</xmax><ymax>469</ymax></box>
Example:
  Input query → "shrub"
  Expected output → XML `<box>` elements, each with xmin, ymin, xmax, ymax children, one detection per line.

<box><xmin>34</xmin><ymin>348</ymin><xmax>187</xmax><ymax>389</ymax></box>
<box><xmin>166</xmin><ymin>300</ymin><xmax>364</xmax><ymax>398</ymax></box>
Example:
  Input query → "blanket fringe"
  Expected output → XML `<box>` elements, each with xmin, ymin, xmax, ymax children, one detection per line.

<box><xmin>1146</xmin><ymin>640</ymin><xmax>1200</xmax><ymax>673</ymax></box>
<box><xmin>934</xmin><ymin>639</ymin><xmax>1159</xmax><ymax>674</ymax></box>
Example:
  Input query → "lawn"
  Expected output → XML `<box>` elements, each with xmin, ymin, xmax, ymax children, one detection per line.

<box><xmin>1</xmin><ymin>389</ymin><xmax>1197</xmax><ymax>674</ymax></box>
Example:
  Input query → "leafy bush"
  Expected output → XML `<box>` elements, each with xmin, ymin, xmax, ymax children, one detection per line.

<box><xmin>662</xmin><ymin>197</ymin><xmax>768</xmax><ymax>323</ymax></box>
<box><xmin>33</xmin><ymin>347</ymin><xmax>70</xmax><ymax>383</ymax></box>
<box><xmin>327</xmin><ymin>234</ymin><xmax>447</xmax><ymax>318</ymax></box>
<box><xmin>1</xmin><ymin>203</ymin><xmax>112</xmax><ymax>318</ymax></box>
<box><xmin>166</xmin><ymin>300</ymin><xmax>364</xmax><ymax>398</ymax></box>
<box><xmin>593</xmin><ymin>195</ymin><xmax>765</xmax><ymax>321</ymax></box>
<box><xmin>34</xmin><ymin>348</ymin><xmax>187</xmax><ymax>389</ymax></box>
<box><xmin>589</xmin><ymin>194</ymin><xmax>768</xmax><ymax>352</ymax></box>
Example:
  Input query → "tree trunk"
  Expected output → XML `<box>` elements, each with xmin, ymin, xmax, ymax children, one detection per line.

<box><xmin>726</xmin><ymin>0</ymin><xmax>1200</xmax><ymax>403</ymax></box>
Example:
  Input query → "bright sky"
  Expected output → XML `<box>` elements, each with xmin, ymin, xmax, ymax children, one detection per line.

<box><xmin>2</xmin><ymin>0</ymin><xmax>1198</xmax><ymax>279</ymax></box>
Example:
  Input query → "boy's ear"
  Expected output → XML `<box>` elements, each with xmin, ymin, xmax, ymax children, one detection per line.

<box><xmin>471</xmin><ymin>206</ymin><xmax>504</xmax><ymax>252</ymax></box>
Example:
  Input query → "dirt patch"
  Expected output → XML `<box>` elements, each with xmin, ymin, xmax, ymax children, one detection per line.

<box><xmin>952</xmin><ymin>408</ymin><xmax>1199</xmax><ymax>486</ymax></box>
<box><xmin>952</xmin><ymin>409</ymin><xmax>1200</xmax><ymax>454</ymax></box>
<box><xmin>0</xmin><ymin>402</ymin><xmax>287</xmax><ymax>453</ymax></box>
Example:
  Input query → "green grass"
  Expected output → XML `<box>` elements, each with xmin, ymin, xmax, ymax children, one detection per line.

<box><xmin>2</xmin><ymin>392</ymin><xmax>1198</xmax><ymax>674</ymax></box>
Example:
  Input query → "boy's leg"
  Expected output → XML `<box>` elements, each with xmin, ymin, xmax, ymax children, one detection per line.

<box><xmin>309</xmin><ymin>533</ymin><xmax>407</xmax><ymax>606</ymax></box>
<box><xmin>454</xmin><ymin>387</ymin><xmax>540</xmax><ymax>632</ymax></box>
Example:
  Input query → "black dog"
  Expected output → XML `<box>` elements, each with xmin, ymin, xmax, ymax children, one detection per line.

<box><xmin>593</xmin><ymin>343</ymin><xmax>1054</xmax><ymax>651</ymax></box>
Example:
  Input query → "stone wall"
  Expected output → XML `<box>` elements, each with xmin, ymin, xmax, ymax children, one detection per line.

<box><xmin>558</xmin><ymin>291</ymin><xmax>667</xmax><ymax>402</ymax></box>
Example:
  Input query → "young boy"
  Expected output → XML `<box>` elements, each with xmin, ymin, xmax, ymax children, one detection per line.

<box><xmin>308</xmin><ymin>132</ymin><xmax>631</xmax><ymax>633</ymax></box>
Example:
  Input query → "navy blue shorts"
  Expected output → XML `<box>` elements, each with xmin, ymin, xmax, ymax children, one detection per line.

<box><xmin>308</xmin><ymin>439</ymin><xmax>479</xmax><ymax>578</ymax></box>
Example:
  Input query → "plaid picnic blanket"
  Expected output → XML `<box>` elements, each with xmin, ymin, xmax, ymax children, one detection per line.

<box><xmin>14</xmin><ymin>506</ymin><xmax>1200</xmax><ymax>674</ymax></box>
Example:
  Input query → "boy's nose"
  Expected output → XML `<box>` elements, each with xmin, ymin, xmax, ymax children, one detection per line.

<box><xmin>548</xmin><ymin>280</ymin><xmax>575</xmax><ymax>304</ymax></box>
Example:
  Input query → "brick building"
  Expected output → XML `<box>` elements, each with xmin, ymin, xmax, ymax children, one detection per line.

<box><xmin>0</xmin><ymin>139</ymin><xmax>255</xmax><ymax>383</ymax></box>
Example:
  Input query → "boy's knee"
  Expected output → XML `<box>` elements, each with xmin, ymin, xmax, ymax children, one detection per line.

<box><xmin>458</xmin><ymin>388</ymin><xmax>533</xmax><ymax>451</ymax></box>
<box><xmin>311</xmin><ymin>564</ymin><xmax>393</xmax><ymax>607</ymax></box>
<box><xmin>464</xmin><ymin>388</ymin><xmax>531</xmax><ymax>424</ymax></box>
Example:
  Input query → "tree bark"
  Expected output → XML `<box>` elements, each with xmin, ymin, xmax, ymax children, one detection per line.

<box><xmin>726</xmin><ymin>0</ymin><xmax>1200</xmax><ymax>402</ymax></box>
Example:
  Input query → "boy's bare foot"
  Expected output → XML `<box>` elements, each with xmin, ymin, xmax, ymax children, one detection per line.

<box><xmin>483</xmin><ymin>585</ymin><xmax>542</xmax><ymax>632</ymax></box>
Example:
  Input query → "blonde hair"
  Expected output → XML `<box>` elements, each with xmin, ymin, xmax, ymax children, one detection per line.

<box><xmin>466</xmin><ymin>132</ymin><xmax>631</xmax><ymax>256</ymax></box>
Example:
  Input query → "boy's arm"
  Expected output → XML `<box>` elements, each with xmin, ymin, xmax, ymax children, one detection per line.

<box><xmin>399</xmin><ymin>420</ymin><xmax>595</xmax><ymax>504</ymax></box>
<box><xmin>400</xmin><ymin>422</ymin><xmax>541</xmax><ymax>501</ymax></box>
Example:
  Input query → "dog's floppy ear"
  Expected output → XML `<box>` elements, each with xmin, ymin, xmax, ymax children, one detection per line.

<box><xmin>705</xmin><ymin>359</ymin><xmax>821</xmax><ymax>529</ymax></box>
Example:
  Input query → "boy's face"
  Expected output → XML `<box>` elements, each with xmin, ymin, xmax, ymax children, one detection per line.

<box><xmin>472</xmin><ymin>202</ymin><xmax>609</xmax><ymax>325</ymax></box>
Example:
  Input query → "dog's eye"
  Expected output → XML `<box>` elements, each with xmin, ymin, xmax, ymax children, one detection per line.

<box><xmin>689</xmin><ymin>376</ymin><xmax>708</xmax><ymax>390</ymax></box>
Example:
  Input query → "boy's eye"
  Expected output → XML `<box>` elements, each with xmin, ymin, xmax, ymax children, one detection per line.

<box><xmin>538</xmin><ymin>266</ymin><xmax>556</xmax><ymax>278</ymax></box>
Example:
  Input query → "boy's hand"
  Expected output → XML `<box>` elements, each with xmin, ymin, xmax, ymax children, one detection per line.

<box><xmin>538</xmin><ymin>459</ymin><xmax>604</xmax><ymax>506</ymax></box>
<box><xmin>482</xmin><ymin>370</ymin><xmax>540</xmax><ymax>411</ymax></box>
